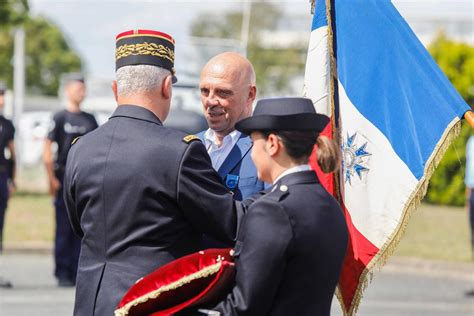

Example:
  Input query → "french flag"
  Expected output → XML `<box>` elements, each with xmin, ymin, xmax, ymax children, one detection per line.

<box><xmin>304</xmin><ymin>0</ymin><xmax>470</xmax><ymax>314</ymax></box>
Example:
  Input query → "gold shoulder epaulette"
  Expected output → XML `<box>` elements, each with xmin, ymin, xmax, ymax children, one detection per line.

<box><xmin>183</xmin><ymin>135</ymin><xmax>200</xmax><ymax>144</ymax></box>
<box><xmin>71</xmin><ymin>136</ymin><xmax>81</xmax><ymax>145</ymax></box>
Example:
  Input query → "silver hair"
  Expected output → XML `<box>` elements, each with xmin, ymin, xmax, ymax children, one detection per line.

<box><xmin>116</xmin><ymin>65</ymin><xmax>171</xmax><ymax>97</ymax></box>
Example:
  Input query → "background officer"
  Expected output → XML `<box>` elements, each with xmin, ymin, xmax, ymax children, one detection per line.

<box><xmin>465</xmin><ymin>135</ymin><xmax>474</xmax><ymax>257</ymax></box>
<box><xmin>0</xmin><ymin>82</ymin><xmax>15</xmax><ymax>288</ymax></box>
<box><xmin>43</xmin><ymin>73</ymin><xmax>98</xmax><ymax>287</ymax></box>
<box><xmin>63</xmin><ymin>29</ymin><xmax>240</xmax><ymax>316</ymax></box>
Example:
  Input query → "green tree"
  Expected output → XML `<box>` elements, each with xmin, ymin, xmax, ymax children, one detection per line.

<box><xmin>425</xmin><ymin>33</ymin><xmax>474</xmax><ymax>206</ymax></box>
<box><xmin>0</xmin><ymin>0</ymin><xmax>29</xmax><ymax>26</ymax></box>
<box><xmin>190</xmin><ymin>1</ymin><xmax>306</xmax><ymax>95</ymax></box>
<box><xmin>0</xmin><ymin>15</ymin><xmax>82</xmax><ymax>95</ymax></box>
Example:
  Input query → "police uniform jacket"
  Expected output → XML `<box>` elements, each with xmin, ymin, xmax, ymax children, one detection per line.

<box><xmin>64</xmin><ymin>105</ymin><xmax>239</xmax><ymax>316</ymax></box>
<box><xmin>211</xmin><ymin>170</ymin><xmax>348</xmax><ymax>316</ymax></box>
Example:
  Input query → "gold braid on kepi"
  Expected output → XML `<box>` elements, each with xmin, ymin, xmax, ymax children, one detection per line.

<box><xmin>115</xmin><ymin>29</ymin><xmax>177</xmax><ymax>83</ymax></box>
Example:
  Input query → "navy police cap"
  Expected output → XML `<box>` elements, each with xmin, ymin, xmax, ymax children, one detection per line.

<box><xmin>115</xmin><ymin>29</ymin><xmax>177</xmax><ymax>83</ymax></box>
<box><xmin>61</xmin><ymin>72</ymin><xmax>85</xmax><ymax>84</ymax></box>
<box><xmin>235</xmin><ymin>97</ymin><xmax>329</xmax><ymax>135</ymax></box>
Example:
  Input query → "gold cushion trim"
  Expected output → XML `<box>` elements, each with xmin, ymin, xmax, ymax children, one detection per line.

<box><xmin>114</xmin><ymin>261</ymin><xmax>222</xmax><ymax>316</ymax></box>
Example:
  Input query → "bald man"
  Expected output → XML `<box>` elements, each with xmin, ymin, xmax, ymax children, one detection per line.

<box><xmin>197</xmin><ymin>52</ymin><xmax>265</xmax><ymax>203</ymax></box>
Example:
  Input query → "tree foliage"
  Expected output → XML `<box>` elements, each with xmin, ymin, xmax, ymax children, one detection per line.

<box><xmin>0</xmin><ymin>0</ymin><xmax>29</xmax><ymax>26</ymax></box>
<box><xmin>425</xmin><ymin>33</ymin><xmax>474</xmax><ymax>206</ymax></box>
<box><xmin>190</xmin><ymin>1</ymin><xmax>306</xmax><ymax>95</ymax></box>
<box><xmin>0</xmin><ymin>1</ymin><xmax>82</xmax><ymax>96</ymax></box>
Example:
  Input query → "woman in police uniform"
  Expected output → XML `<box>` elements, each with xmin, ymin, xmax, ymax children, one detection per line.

<box><xmin>206</xmin><ymin>97</ymin><xmax>349</xmax><ymax>316</ymax></box>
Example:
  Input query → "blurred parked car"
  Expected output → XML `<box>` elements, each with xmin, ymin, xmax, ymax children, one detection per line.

<box><xmin>165</xmin><ymin>82</ymin><xmax>208</xmax><ymax>134</ymax></box>
<box><xmin>18</xmin><ymin>111</ymin><xmax>52</xmax><ymax>166</ymax></box>
<box><xmin>18</xmin><ymin>110</ymin><xmax>111</xmax><ymax>166</ymax></box>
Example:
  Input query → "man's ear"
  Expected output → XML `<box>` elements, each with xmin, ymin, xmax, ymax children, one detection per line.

<box><xmin>111</xmin><ymin>80</ymin><xmax>118</xmax><ymax>102</ymax></box>
<box><xmin>162</xmin><ymin>75</ymin><xmax>172</xmax><ymax>100</ymax></box>
<box><xmin>266</xmin><ymin>134</ymin><xmax>280</xmax><ymax>157</ymax></box>
<box><xmin>248</xmin><ymin>85</ymin><xmax>257</xmax><ymax>102</ymax></box>
<box><xmin>246</xmin><ymin>85</ymin><xmax>257</xmax><ymax>113</ymax></box>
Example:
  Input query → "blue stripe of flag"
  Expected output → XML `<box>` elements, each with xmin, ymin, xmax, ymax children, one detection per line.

<box><xmin>312</xmin><ymin>0</ymin><xmax>328</xmax><ymax>30</ymax></box>
<box><xmin>334</xmin><ymin>0</ymin><xmax>469</xmax><ymax>179</ymax></box>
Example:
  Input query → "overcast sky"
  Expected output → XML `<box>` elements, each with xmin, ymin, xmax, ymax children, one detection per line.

<box><xmin>29</xmin><ymin>0</ymin><xmax>473</xmax><ymax>80</ymax></box>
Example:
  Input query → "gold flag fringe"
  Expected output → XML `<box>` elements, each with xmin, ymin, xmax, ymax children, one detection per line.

<box><xmin>335</xmin><ymin>118</ymin><xmax>463</xmax><ymax>316</ymax></box>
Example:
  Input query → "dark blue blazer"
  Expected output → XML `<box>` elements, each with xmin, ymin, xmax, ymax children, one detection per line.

<box><xmin>197</xmin><ymin>131</ymin><xmax>265</xmax><ymax>201</ymax></box>
<box><xmin>210</xmin><ymin>171</ymin><xmax>349</xmax><ymax>316</ymax></box>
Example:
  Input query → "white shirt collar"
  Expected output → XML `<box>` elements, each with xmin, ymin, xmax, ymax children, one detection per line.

<box><xmin>273</xmin><ymin>164</ymin><xmax>311</xmax><ymax>185</ymax></box>
<box><xmin>204</xmin><ymin>129</ymin><xmax>241</xmax><ymax>148</ymax></box>
<box><xmin>203</xmin><ymin>129</ymin><xmax>242</xmax><ymax>170</ymax></box>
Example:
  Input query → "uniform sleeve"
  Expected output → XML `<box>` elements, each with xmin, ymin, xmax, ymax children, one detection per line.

<box><xmin>63</xmin><ymin>145</ymin><xmax>83</xmax><ymax>237</ymax></box>
<box><xmin>211</xmin><ymin>200</ymin><xmax>293</xmax><ymax>316</ymax></box>
<box><xmin>47</xmin><ymin>113</ymin><xmax>60</xmax><ymax>142</ymax></box>
<box><xmin>6</xmin><ymin>121</ymin><xmax>15</xmax><ymax>141</ymax></box>
<box><xmin>240</xmin><ymin>187</ymin><xmax>270</xmax><ymax>213</ymax></box>
<box><xmin>90</xmin><ymin>113</ymin><xmax>99</xmax><ymax>129</ymax></box>
<box><xmin>6</xmin><ymin>121</ymin><xmax>15</xmax><ymax>179</ymax></box>
<box><xmin>177</xmin><ymin>140</ymin><xmax>238</xmax><ymax>243</ymax></box>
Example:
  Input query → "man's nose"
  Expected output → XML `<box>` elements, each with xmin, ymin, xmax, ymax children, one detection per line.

<box><xmin>206</xmin><ymin>92</ymin><xmax>219</xmax><ymax>106</ymax></box>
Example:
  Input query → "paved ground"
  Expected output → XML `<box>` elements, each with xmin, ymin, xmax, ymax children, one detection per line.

<box><xmin>1</xmin><ymin>254</ymin><xmax>473</xmax><ymax>315</ymax></box>
<box><xmin>0</xmin><ymin>254</ymin><xmax>74</xmax><ymax>315</ymax></box>
<box><xmin>335</xmin><ymin>257</ymin><xmax>474</xmax><ymax>316</ymax></box>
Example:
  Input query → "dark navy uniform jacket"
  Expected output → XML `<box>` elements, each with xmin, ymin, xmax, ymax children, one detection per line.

<box><xmin>0</xmin><ymin>115</ymin><xmax>14</xmax><ymax>176</ymax></box>
<box><xmin>63</xmin><ymin>105</ymin><xmax>239</xmax><ymax>316</ymax></box>
<box><xmin>211</xmin><ymin>170</ymin><xmax>348</xmax><ymax>316</ymax></box>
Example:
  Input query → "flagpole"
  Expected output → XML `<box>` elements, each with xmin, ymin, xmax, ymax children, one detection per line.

<box><xmin>310</xmin><ymin>0</ymin><xmax>315</xmax><ymax>14</ymax></box>
<box><xmin>464</xmin><ymin>111</ymin><xmax>474</xmax><ymax>128</ymax></box>
<box><xmin>325</xmin><ymin>0</ymin><xmax>344</xmax><ymax>203</ymax></box>
<box><xmin>240</xmin><ymin>0</ymin><xmax>251</xmax><ymax>57</ymax></box>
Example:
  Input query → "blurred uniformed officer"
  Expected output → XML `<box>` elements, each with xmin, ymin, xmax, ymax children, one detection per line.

<box><xmin>43</xmin><ymin>73</ymin><xmax>98</xmax><ymax>287</ymax></box>
<box><xmin>63</xmin><ymin>29</ymin><xmax>240</xmax><ymax>316</ymax></box>
<box><xmin>0</xmin><ymin>82</ymin><xmax>15</xmax><ymax>288</ymax></box>
<box><xmin>204</xmin><ymin>97</ymin><xmax>349</xmax><ymax>316</ymax></box>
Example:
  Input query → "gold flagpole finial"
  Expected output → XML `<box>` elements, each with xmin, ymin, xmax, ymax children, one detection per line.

<box><xmin>464</xmin><ymin>111</ymin><xmax>474</xmax><ymax>128</ymax></box>
<box><xmin>310</xmin><ymin>0</ymin><xmax>316</xmax><ymax>14</ymax></box>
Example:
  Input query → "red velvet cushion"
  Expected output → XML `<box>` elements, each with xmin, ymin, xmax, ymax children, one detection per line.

<box><xmin>115</xmin><ymin>248</ymin><xmax>235</xmax><ymax>316</ymax></box>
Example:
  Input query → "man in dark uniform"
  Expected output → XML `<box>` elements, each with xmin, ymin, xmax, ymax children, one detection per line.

<box><xmin>43</xmin><ymin>73</ymin><xmax>98</xmax><ymax>287</ymax></box>
<box><xmin>63</xmin><ymin>29</ymin><xmax>240</xmax><ymax>316</ymax></box>
<box><xmin>0</xmin><ymin>82</ymin><xmax>15</xmax><ymax>288</ymax></box>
